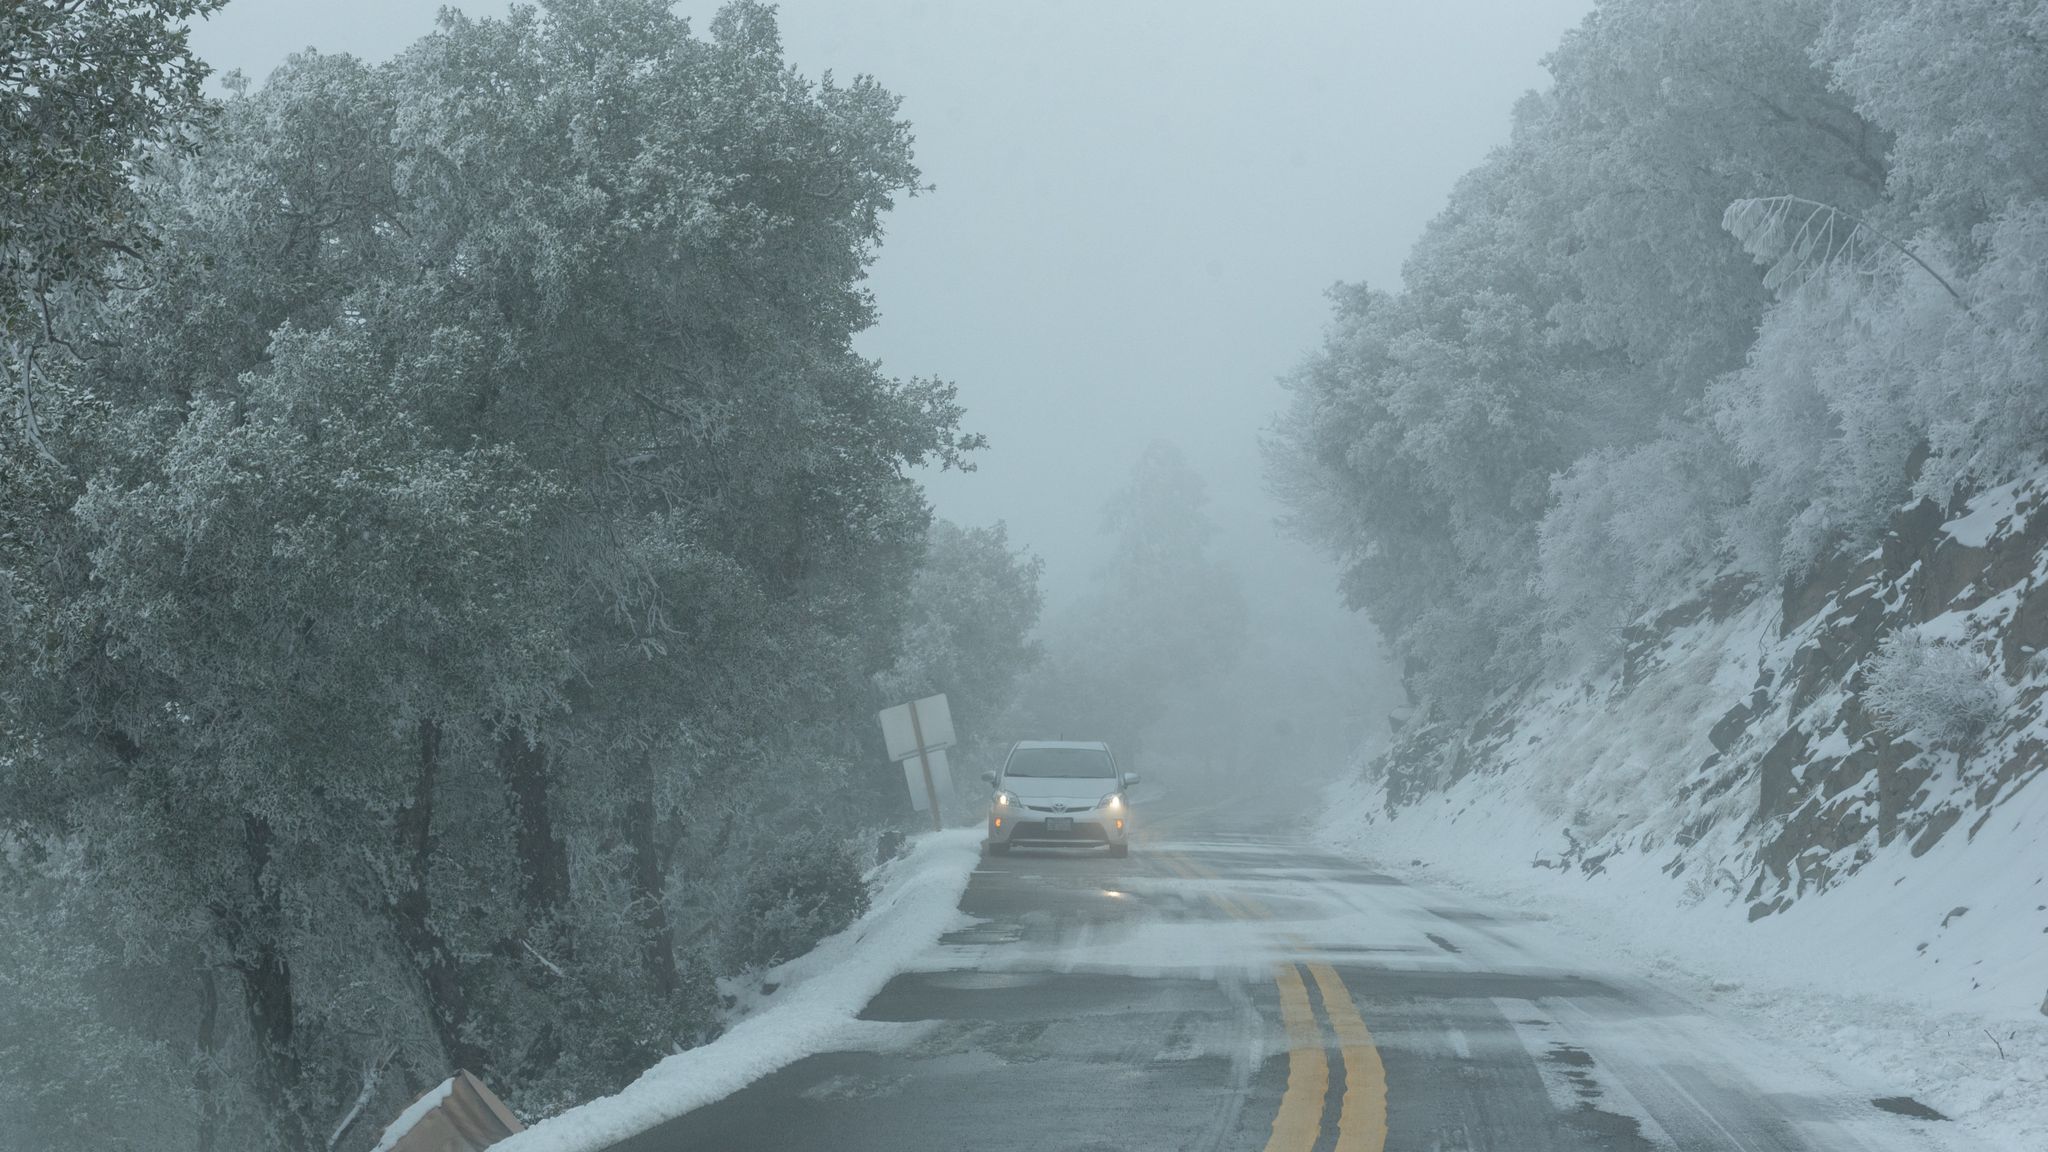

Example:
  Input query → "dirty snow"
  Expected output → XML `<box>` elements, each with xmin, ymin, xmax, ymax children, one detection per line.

<box><xmin>491</xmin><ymin>830</ymin><xmax>981</xmax><ymax>1152</ymax></box>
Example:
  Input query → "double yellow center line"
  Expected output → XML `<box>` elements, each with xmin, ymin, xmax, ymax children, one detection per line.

<box><xmin>1155</xmin><ymin>849</ymin><xmax>1388</xmax><ymax>1152</ymax></box>
<box><xmin>1267</xmin><ymin>962</ymin><xmax>1330</xmax><ymax>1148</ymax></box>
<box><xmin>1301</xmin><ymin>961</ymin><xmax>1387</xmax><ymax>1152</ymax></box>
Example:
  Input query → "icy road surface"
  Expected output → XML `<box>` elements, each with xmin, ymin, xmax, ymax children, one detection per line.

<box><xmin>612</xmin><ymin>802</ymin><xmax>1983</xmax><ymax>1152</ymax></box>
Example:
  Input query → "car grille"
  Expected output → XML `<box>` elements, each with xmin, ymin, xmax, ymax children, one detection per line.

<box><xmin>1025</xmin><ymin>802</ymin><xmax>1094</xmax><ymax>812</ymax></box>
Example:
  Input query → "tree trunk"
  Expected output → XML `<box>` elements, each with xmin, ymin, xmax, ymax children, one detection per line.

<box><xmin>497</xmin><ymin>726</ymin><xmax>572</xmax><ymax>1084</ymax></box>
<box><xmin>393</xmin><ymin>718</ymin><xmax>491</xmax><ymax>1075</ymax></box>
<box><xmin>195</xmin><ymin>966</ymin><xmax>221</xmax><ymax>1152</ymax></box>
<box><xmin>221</xmin><ymin>816</ymin><xmax>317</xmax><ymax>1152</ymax></box>
<box><xmin>499</xmin><ymin>729</ymin><xmax>569</xmax><ymax>916</ymax></box>
<box><xmin>624</xmin><ymin>751</ymin><xmax>678</xmax><ymax>998</ymax></box>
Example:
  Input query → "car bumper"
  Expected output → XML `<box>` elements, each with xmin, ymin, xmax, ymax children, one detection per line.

<box><xmin>987</xmin><ymin>808</ymin><xmax>1128</xmax><ymax>847</ymax></box>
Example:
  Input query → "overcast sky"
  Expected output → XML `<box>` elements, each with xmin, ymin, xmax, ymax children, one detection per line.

<box><xmin>188</xmin><ymin>0</ymin><xmax>1591</xmax><ymax>623</ymax></box>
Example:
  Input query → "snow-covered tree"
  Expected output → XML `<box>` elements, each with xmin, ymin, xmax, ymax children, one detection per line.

<box><xmin>2</xmin><ymin>2</ymin><xmax>975</xmax><ymax>1145</ymax></box>
<box><xmin>1</xmin><ymin>0</ymin><xmax>223</xmax><ymax>461</ymax></box>
<box><xmin>1270</xmin><ymin>0</ymin><xmax>1899</xmax><ymax>707</ymax></box>
<box><xmin>877</xmin><ymin>519</ymin><xmax>1044</xmax><ymax>763</ymax></box>
<box><xmin>1863</xmin><ymin>630</ymin><xmax>2010</xmax><ymax>748</ymax></box>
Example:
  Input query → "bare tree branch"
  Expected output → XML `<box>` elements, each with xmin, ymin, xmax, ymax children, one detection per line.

<box><xmin>1723</xmin><ymin>195</ymin><xmax>1969</xmax><ymax>308</ymax></box>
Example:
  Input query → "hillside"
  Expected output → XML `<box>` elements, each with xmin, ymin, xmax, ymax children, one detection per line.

<box><xmin>1333</xmin><ymin>461</ymin><xmax>2048</xmax><ymax>1002</ymax></box>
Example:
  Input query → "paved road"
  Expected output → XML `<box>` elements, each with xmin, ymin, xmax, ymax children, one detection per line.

<box><xmin>619</xmin><ymin>800</ymin><xmax>1972</xmax><ymax>1152</ymax></box>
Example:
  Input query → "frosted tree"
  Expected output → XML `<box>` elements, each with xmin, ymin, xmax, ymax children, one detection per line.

<box><xmin>1</xmin><ymin>0</ymin><xmax>223</xmax><ymax>462</ymax></box>
<box><xmin>2</xmin><ymin>2</ymin><xmax>978</xmax><ymax>1146</ymax></box>
<box><xmin>1863</xmin><ymin>630</ymin><xmax>2009</xmax><ymax>749</ymax></box>
<box><xmin>1270</xmin><ymin>0</ymin><xmax>1904</xmax><ymax>699</ymax></box>
<box><xmin>877</xmin><ymin>520</ymin><xmax>1044</xmax><ymax>762</ymax></box>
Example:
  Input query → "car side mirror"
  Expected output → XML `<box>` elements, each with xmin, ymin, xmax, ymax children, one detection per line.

<box><xmin>1122</xmin><ymin>772</ymin><xmax>1141</xmax><ymax>787</ymax></box>
<box><xmin>979</xmin><ymin>770</ymin><xmax>997</xmax><ymax>785</ymax></box>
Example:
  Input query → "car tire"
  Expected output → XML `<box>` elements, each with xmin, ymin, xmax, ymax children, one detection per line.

<box><xmin>1108</xmin><ymin>842</ymin><xmax>1129</xmax><ymax>858</ymax></box>
<box><xmin>985</xmin><ymin>840</ymin><xmax>1009</xmax><ymax>857</ymax></box>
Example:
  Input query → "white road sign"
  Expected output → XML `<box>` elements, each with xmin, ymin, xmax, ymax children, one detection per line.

<box><xmin>878</xmin><ymin>694</ymin><xmax>955</xmax><ymax>761</ymax></box>
<box><xmin>902</xmin><ymin>748</ymin><xmax>955</xmax><ymax>813</ymax></box>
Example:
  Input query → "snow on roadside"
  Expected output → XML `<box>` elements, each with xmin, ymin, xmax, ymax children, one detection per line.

<box><xmin>1316</xmin><ymin>772</ymin><xmax>2048</xmax><ymax>1151</ymax></box>
<box><xmin>492</xmin><ymin>829</ymin><xmax>982</xmax><ymax>1152</ymax></box>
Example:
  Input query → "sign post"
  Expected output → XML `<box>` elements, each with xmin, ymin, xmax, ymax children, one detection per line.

<box><xmin>908</xmin><ymin>698</ymin><xmax>940</xmax><ymax>832</ymax></box>
<box><xmin>878</xmin><ymin>693</ymin><xmax>956</xmax><ymax>833</ymax></box>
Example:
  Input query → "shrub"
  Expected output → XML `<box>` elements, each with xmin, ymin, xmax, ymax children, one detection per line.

<box><xmin>727</xmin><ymin>835</ymin><xmax>872</xmax><ymax>971</ymax></box>
<box><xmin>1863</xmin><ymin>630</ymin><xmax>2008</xmax><ymax>747</ymax></box>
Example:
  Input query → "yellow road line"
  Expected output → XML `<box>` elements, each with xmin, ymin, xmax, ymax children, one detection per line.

<box><xmin>1170</xmin><ymin>849</ymin><xmax>1385</xmax><ymax>1150</ymax></box>
<box><xmin>1308</xmin><ymin>962</ymin><xmax>1388</xmax><ymax>1152</ymax></box>
<box><xmin>1264</xmin><ymin>962</ymin><xmax>1329</xmax><ymax>1152</ymax></box>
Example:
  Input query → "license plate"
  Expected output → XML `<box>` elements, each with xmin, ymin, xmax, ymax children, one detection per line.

<box><xmin>1045</xmin><ymin>817</ymin><xmax>1073</xmax><ymax>833</ymax></box>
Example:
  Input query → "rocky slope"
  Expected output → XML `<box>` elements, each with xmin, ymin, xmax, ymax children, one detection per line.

<box><xmin>1353</xmin><ymin>464</ymin><xmax>2048</xmax><ymax>1000</ymax></box>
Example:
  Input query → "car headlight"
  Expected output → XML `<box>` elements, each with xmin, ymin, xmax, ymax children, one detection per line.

<box><xmin>1100</xmin><ymin>792</ymin><xmax>1124</xmax><ymax>811</ymax></box>
<box><xmin>995</xmin><ymin>790</ymin><xmax>1018</xmax><ymax>808</ymax></box>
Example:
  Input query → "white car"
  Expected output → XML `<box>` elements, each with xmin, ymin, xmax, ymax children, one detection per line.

<box><xmin>981</xmin><ymin>740</ymin><xmax>1138</xmax><ymax>857</ymax></box>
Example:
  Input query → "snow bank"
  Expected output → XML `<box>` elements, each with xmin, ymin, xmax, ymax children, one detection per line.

<box><xmin>1317</xmin><ymin>772</ymin><xmax>2048</xmax><ymax>1148</ymax></box>
<box><xmin>492</xmin><ymin>829</ymin><xmax>981</xmax><ymax>1152</ymax></box>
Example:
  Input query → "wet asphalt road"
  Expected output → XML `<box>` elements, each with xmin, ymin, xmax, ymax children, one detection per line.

<box><xmin>617</xmin><ymin>799</ymin><xmax>1973</xmax><ymax>1152</ymax></box>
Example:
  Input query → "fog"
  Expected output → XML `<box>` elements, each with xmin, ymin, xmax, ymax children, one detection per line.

<box><xmin>18</xmin><ymin>3</ymin><xmax>2048</xmax><ymax>1148</ymax></box>
<box><xmin>718</xmin><ymin>1</ymin><xmax>1594</xmax><ymax>587</ymax></box>
<box><xmin>194</xmin><ymin>0</ymin><xmax>1590</xmax><ymax>586</ymax></box>
<box><xmin>187</xmin><ymin>0</ymin><xmax>1591</xmax><ymax>776</ymax></box>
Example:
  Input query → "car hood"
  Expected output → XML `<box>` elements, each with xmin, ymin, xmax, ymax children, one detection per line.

<box><xmin>1003</xmin><ymin>775</ymin><xmax>1116</xmax><ymax>801</ymax></box>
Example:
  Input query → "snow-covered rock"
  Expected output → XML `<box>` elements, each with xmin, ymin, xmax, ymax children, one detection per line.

<box><xmin>1320</xmin><ymin>468</ymin><xmax>2048</xmax><ymax>1143</ymax></box>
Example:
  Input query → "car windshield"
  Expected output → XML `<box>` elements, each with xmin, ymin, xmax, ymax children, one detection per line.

<box><xmin>1004</xmin><ymin>747</ymin><xmax>1114</xmax><ymax>778</ymax></box>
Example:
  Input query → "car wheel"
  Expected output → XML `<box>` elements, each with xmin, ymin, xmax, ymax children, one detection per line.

<box><xmin>1108</xmin><ymin>842</ymin><xmax>1129</xmax><ymax>858</ymax></box>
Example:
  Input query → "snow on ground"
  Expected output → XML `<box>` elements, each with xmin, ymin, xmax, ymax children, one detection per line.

<box><xmin>491</xmin><ymin>829</ymin><xmax>982</xmax><ymax>1152</ymax></box>
<box><xmin>1316</xmin><ymin>772</ymin><xmax>2048</xmax><ymax>1150</ymax></box>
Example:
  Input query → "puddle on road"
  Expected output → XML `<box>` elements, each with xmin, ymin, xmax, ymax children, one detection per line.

<box><xmin>1543</xmin><ymin>1043</ymin><xmax>1658</xmax><ymax>1150</ymax></box>
<box><xmin>1544</xmin><ymin>1043</ymin><xmax>1595</xmax><ymax>1079</ymax></box>
<box><xmin>1560</xmin><ymin>1100</ymin><xmax>1656</xmax><ymax>1150</ymax></box>
<box><xmin>1871</xmin><ymin>1096</ymin><xmax>1949</xmax><ymax>1121</ymax></box>
<box><xmin>1501</xmin><ymin>1014</ymin><xmax>1666</xmax><ymax>1152</ymax></box>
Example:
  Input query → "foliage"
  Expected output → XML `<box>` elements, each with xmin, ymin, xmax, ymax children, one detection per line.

<box><xmin>877</xmin><ymin>519</ymin><xmax>1044</xmax><ymax>760</ymax></box>
<box><xmin>0</xmin><ymin>841</ymin><xmax>209</xmax><ymax>1152</ymax></box>
<box><xmin>1863</xmin><ymin>631</ymin><xmax>2010</xmax><ymax>748</ymax></box>
<box><xmin>1818</xmin><ymin>0</ymin><xmax>2048</xmax><ymax>241</ymax></box>
<box><xmin>1538</xmin><ymin>422</ymin><xmax>1747</xmax><ymax>661</ymax></box>
<box><xmin>873</xmin><ymin>517</ymin><xmax>1044</xmax><ymax>816</ymax></box>
<box><xmin>725</xmin><ymin>834</ymin><xmax>872</xmax><ymax>972</ymax></box>
<box><xmin>1272</xmin><ymin>0</ymin><xmax>2048</xmax><ymax>708</ymax></box>
<box><xmin>1</xmin><ymin>2</ymin><xmax>975</xmax><ymax>1146</ymax></box>
<box><xmin>1</xmin><ymin>0</ymin><xmax>223</xmax><ymax>459</ymax></box>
